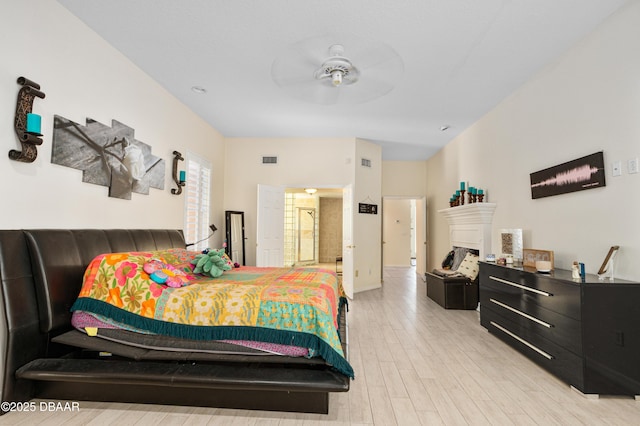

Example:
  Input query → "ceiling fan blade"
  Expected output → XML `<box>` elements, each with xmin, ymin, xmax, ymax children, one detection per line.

<box><xmin>350</xmin><ymin>76</ymin><xmax>396</xmax><ymax>101</ymax></box>
<box><xmin>329</xmin><ymin>85</ymin><xmax>390</xmax><ymax>105</ymax></box>
<box><xmin>271</xmin><ymin>74</ymin><xmax>314</xmax><ymax>87</ymax></box>
<box><xmin>288</xmin><ymin>44</ymin><xmax>325</xmax><ymax>69</ymax></box>
<box><xmin>271</xmin><ymin>58</ymin><xmax>315</xmax><ymax>86</ymax></box>
<box><xmin>309</xmin><ymin>85</ymin><xmax>341</xmax><ymax>105</ymax></box>
<box><xmin>277</xmin><ymin>79</ymin><xmax>341</xmax><ymax>105</ymax></box>
<box><xmin>272</xmin><ymin>41</ymin><xmax>328</xmax><ymax>86</ymax></box>
<box><xmin>351</xmin><ymin>43</ymin><xmax>403</xmax><ymax>71</ymax></box>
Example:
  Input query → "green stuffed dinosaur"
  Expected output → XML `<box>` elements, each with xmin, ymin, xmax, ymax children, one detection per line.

<box><xmin>191</xmin><ymin>248</ymin><xmax>232</xmax><ymax>278</ymax></box>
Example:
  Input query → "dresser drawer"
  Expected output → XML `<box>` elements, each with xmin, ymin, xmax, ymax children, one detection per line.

<box><xmin>481</xmin><ymin>307</ymin><xmax>584</xmax><ymax>390</ymax></box>
<box><xmin>480</xmin><ymin>293</ymin><xmax>582</xmax><ymax>355</ymax></box>
<box><xmin>480</xmin><ymin>264</ymin><xmax>581</xmax><ymax>320</ymax></box>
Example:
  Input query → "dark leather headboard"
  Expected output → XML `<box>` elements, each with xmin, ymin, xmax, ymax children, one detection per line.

<box><xmin>0</xmin><ymin>231</ymin><xmax>44</xmax><ymax>405</ymax></box>
<box><xmin>0</xmin><ymin>229</ymin><xmax>185</xmax><ymax>403</ymax></box>
<box><xmin>24</xmin><ymin>229</ymin><xmax>185</xmax><ymax>335</ymax></box>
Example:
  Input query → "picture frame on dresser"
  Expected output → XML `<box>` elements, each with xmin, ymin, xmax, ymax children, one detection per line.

<box><xmin>522</xmin><ymin>248</ymin><xmax>554</xmax><ymax>269</ymax></box>
<box><xmin>597</xmin><ymin>245</ymin><xmax>619</xmax><ymax>275</ymax></box>
<box><xmin>500</xmin><ymin>228</ymin><xmax>523</xmax><ymax>261</ymax></box>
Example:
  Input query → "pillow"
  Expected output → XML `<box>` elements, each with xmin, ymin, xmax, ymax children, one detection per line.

<box><xmin>456</xmin><ymin>252</ymin><xmax>480</xmax><ymax>280</ymax></box>
<box><xmin>143</xmin><ymin>259</ymin><xmax>194</xmax><ymax>288</ymax></box>
<box><xmin>221</xmin><ymin>251</ymin><xmax>234</xmax><ymax>268</ymax></box>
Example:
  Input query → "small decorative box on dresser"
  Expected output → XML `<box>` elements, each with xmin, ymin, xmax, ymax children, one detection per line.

<box><xmin>479</xmin><ymin>262</ymin><xmax>640</xmax><ymax>397</ymax></box>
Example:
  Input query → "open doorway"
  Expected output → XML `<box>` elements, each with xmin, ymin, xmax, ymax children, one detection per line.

<box><xmin>283</xmin><ymin>188</ymin><xmax>343</xmax><ymax>269</ymax></box>
<box><xmin>382</xmin><ymin>196</ymin><xmax>427</xmax><ymax>279</ymax></box>
<box><xmin>257</xmin><ymin>184</ymin><xmax>353</xmax><ymax>298</ymax></box>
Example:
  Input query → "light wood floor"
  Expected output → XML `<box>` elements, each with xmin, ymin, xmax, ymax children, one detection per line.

<box><xmin>2</xmin><ymin>266</ymin><xmax>639</xmax><ymax>425</ymax></box>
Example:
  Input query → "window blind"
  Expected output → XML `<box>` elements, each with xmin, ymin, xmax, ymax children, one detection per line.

<box><xmin>184</xmin><ymin>152</ymin><xmax>212</xmax><ymax>251</ymax></box>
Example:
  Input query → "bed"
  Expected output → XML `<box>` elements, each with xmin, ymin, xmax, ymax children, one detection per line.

<box><xmin>0</xmin><ymin>229</ymin><xmax>351</xmax><ymax>414</ymax></box>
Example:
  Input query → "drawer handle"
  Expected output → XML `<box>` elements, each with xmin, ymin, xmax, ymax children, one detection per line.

<box><xmin>490</xmin><ymin>321</ymin><xmax>554</xmax><ymax>360</ymax></box>
<box><xmin>489</xmin><ymin>276</ymin><xmax>552</xmax><ymax>297</ymax></box>
<box><xmin>489</xmin><ymin>298</ymin><xmax>552</xmax><ymax>328</ymax></box>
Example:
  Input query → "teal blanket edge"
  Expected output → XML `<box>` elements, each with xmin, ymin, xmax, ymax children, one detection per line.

<box><xmin>72</xmin><ymin>297</ymin><xmax>354</xmax><ymax>379</ymax></box>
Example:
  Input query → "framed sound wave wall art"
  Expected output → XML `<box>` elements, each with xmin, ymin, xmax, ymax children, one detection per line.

<box><xmin>530</xmin><ymin>151</ymin><xmax>606</xmax><ymax>199</ymax></box>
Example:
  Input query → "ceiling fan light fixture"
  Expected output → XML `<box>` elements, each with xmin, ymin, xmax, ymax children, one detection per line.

<box><xmin>331</xmin><ymin>70</ymin><xmax>343</xmax><ymax>86</ymax></box>
<box><xmin>313</xmin><ymin>45</ymin><xmax>359</xmax><ymax>87</ymax></box>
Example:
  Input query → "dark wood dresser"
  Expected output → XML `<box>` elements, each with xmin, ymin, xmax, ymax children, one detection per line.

<box><xmin>479</xmin><ymin>262</ymin><xmax>640</xmax><ymax>397</ymax></box>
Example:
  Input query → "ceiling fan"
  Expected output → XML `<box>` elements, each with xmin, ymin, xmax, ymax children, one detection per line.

<box><xmin>271</xmin><ymin>34</ymin><xmax>404</xmax><ymax>105</ymax></box>
<box><xmin>313</xmin><ymin>44</ymin><xmax>360</xmax><ymax>87</ymax></box>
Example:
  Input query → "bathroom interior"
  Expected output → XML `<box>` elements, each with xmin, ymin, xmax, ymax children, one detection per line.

<box><xmin>284</xmin><ymin>188</ymin><xmax>343</xmax><ymax>269</ymax></box>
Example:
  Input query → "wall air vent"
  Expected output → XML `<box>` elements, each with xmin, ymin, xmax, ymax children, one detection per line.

<box><xmin>361</xmin><ymin>158</ymin><xmax>372</xmax><ymax>168</ymax></box>
<box><xmin>262</xmin><ymin>156</ymin><xmax>278</xmax><ymax>164</ymax></box>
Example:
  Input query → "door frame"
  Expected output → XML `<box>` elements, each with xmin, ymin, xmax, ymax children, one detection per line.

<box><xmin>381</xmin><ymin>195</ymin><xmax>427</xmax><ymax>280</ymax></box>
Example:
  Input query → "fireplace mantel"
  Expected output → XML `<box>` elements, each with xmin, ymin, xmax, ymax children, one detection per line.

<box><xmin>437</xmin><ymin>203</ymin><xmax>497</xmax><ymax>225</ymax></box>
<box><xmin>437</xmin><ymin>203</ymin><xmax>496</xmax><ymax>259</ymax></box>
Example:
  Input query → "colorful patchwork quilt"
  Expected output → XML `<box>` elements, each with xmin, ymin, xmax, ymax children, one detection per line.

<box><xmin>71</xmin><ymin>249</ymin><xmax>353</xmax><ymax>378</ymax></box>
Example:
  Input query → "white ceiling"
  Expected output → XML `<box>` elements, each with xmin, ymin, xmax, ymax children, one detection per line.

<box><xmin>56</xmin><ymin>0</ymin><xmax>627</xmax><ymax>161</ymax></box>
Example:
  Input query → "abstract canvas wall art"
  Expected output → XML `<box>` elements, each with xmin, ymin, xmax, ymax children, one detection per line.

<box><xmin>530</xmin><ymin>151</ymin><xmax>605</xmax><ymax>199</ymax></box>
<box><xmin>52</xmin><ymin>115</ymin><xmax>165</xmax><ymax>200</ymax></box>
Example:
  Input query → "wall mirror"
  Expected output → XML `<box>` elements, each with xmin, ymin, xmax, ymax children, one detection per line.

<box><xmin>225</xmin><ymin>210</ymin><xmax>246</xmax><ymax>266</ymax></box>
<box><xmin>298</xmin><ymin>207</ymin><xmax>316</xmax><ymax>263</ymax></box>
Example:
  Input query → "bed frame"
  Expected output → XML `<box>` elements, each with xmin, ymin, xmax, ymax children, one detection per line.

<box><xmin>0</xmin><ymin>229</ymin><xmax>349</xmax><ymax>414</ymax></box>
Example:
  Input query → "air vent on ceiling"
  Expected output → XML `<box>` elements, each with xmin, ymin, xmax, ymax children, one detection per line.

<box><xmin>262</xmin><ymin>156</ymin><xmax>278</xmax><ymax>164</ymax></box>
<box><xmin>361</xmin><ymin>158</ymin><xmax>372</xmax><ymax>168</ymax></box>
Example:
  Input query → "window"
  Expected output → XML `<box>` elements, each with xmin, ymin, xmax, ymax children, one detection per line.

<box><xmin>184</xmin><ymin>152</ymin><xmax>212</xmax><ymax>251</ymax></box>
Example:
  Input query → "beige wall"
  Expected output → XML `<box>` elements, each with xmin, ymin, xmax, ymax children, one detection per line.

<box><xmin>426</xmin><ymin>2</ymin><xmax>640</xmax><ymax>280</ymax></box>
<box><xmin>353</xmin><ymin>139</ymin><xmax>383</xmax><ymax>291</ymax></box>
<box><xmin>1</xmin><ymin>0</ymin><xmax>225</xmax><ymax>242</ymax></box>
<box><xmin>382</xmin><ymin>161</ymin><xmax>427</xmax><ymax>197</ymax></box>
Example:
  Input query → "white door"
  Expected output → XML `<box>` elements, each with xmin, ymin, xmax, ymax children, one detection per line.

<box><xmin>342</xmin><ymin>184</ymin><xmax>354</xmax><ymax>298</ymax></box>
<box><xmin>415</xmin><ymin>197</ymin><xmax>427</xmax><ymax>280</ymax></box>
<box><xmin>256</xmin><ymin>184</ymin><xmax>285</xmax><ymax>267</ymax></box>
